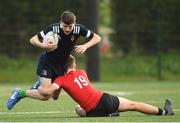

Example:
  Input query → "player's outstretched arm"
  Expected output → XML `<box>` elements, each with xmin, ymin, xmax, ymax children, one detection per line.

<box><xmin>75</xmin><ymin>33</ymin><xmax>101</xmax><ymax>53</ymax></box>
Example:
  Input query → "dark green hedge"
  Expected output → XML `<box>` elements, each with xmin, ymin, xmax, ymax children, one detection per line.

<box><xmin>110</xmin><ymin>0</ymin><xmax>180</xmax><ymax>55</ymax></box>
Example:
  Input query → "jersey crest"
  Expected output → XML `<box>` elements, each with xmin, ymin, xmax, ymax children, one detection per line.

<box><xmin>71</xmin><ymin>35</ymin><xmax>75</xmax><ymax>42</ymax></box>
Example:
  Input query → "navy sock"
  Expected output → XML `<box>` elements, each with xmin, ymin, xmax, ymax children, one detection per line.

<box><xmin>158</xmin><ymin>108</ymin><xmax>167</xmax><ymax>115</ymax></box>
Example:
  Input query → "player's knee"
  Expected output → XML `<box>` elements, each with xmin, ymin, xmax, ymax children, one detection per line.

<box><xmin>75</xmin><ymin>105</ymin><xmax>86</xmax><ymax>117</ymax></box>
<box><xmin>129</xmin><ymin>102</ymin><xmax>136</xmax><ymax>110</ymax></box>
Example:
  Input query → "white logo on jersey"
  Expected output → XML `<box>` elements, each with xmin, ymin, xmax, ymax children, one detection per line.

<box><xmin>42</xmin><ymin>70</ymin><xmax>48</xmax><ymax>76</ymax></box>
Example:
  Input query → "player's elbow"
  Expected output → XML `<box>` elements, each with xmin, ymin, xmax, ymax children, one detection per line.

<box><xmin>98</xmin><ymin>35</ymin><xmax>102</xmax><ymax>43</ymax></box>
<box><xmin>30</xmin><ymin>35</ymin><xmax>39</xmax><ymax>44</ymax></box>
<box><xmin>95</xmin><ymin>33</ymin><xmax>102</xmax><ymax>43</ymax></box>
<box><xmin>30</xmin><ymin>36</ymin><xmax>35</xmax><ymax>44</ymax></box>
<box><xmin>30</xmin><ymin>38</ymin><xmax>33</xmax><ymax>44</ymax></box>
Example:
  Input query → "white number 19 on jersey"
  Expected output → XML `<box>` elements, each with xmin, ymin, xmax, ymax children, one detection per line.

<box><xmin>74</xmin><ymin>76</ymin><xmax>88</xmax><ymax>89</ymax></box>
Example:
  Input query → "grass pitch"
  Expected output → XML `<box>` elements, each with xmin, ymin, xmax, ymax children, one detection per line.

<box><xmin>0</xmin><ymin>81</ymin><xmax>179</xmax><ymax>122</ymax></box>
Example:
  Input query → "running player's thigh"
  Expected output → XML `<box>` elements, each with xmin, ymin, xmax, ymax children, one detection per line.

<box><xmin>118</xmin><ymin>97</ymin><xmax>133</xmax><ymax>112</ymax></box>
<box><xmin>40</xmin><ymin>77</ymin><xmax>52</xmax><ymax>87</ymax></box>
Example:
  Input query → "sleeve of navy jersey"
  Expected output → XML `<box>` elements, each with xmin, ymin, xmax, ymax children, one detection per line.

<box><xmin>37</xmin><ymin>24</ymin><xmax>54</xmax><ymax>41</ymax></box>
<box><xmin>75</xmin><ymin>24</ymin><xmax>94</xmax><ymax>40</ymax></box>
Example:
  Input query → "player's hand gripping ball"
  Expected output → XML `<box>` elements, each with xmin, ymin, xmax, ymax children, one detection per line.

<box><xmin>43</xmin><ymin>31</ymin><xmax>59</xmax><ymax>45</ymax></box>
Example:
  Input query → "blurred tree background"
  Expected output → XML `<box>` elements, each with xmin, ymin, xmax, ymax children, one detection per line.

<box><xmin>111</xmin><ymin>0</ymin><xmax>180</xmax><ymax>54</ymax></box>
<box><xmin>0</xmin><ymin>0</ymin><xmax>180</xmax><ymax>83</ymax></box>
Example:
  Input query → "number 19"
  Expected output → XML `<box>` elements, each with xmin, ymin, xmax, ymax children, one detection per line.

<box><xmin>74</xmin><ymin>76</ymin><xmax>88</xmax><ymax>89</ymax></box>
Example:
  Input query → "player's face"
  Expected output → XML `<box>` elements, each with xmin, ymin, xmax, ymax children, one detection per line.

<box><xmin>61</xmin><ymin>22</ymin><xmax>75</xmax><ymax>35</ymax></box>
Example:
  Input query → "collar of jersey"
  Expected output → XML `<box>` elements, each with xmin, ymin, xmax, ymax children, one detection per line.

<box><xmin>60</xmin><ymin>23</ymin><xmax>62</xmax><ymax>28</ymax></box>
<box><xmin>67</xmin><ymin>69</ymin><xmax>76</xmax><ymax>73</ymax></box>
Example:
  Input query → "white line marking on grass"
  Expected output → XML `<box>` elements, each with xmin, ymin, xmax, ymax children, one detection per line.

<box><xmin>174</xmin><ymin>109</ymin><xmax>180</xmax><ymax>111</ymax></box>
<box><xmin>107</xmin><ymin>91</ymin><xmax>133</xmax><ymax>96</ymax></box>
<box><xmin>0</xmin><ymin>109</ymin><xmax>179</xmax><ymax>115</ymax></box>
<box><xmin>0</xmin><ymin>111</ymin><xmax>74</xmax><ymax>115</ymax></box>
<box><xmin>108</xmin><ymin>90</ymin><xmax>179</xmax><ymax>95</ymax></box>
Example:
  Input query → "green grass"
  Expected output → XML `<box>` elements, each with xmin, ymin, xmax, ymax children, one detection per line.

<box><xmin>100</xmin><ymin>53</ymin><xmax>180</xmax><ymax>82</ymax></box>
<box><xmin>0</xmin><ymin>82</ymin><xmax>180</xmax><ymax>122</ymax></box>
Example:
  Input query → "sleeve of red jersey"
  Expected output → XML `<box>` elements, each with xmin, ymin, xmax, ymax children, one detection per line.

<box><xmin>53</xmin><ymin>76</ymin><xmax>63</xmax><ymax>89</ymax></box>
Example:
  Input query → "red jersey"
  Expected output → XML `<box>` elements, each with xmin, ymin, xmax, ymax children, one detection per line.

<box><xmin>53</xmin><ymin>69</ymin><xmax>103</xmax><ymax>112</ymax></box>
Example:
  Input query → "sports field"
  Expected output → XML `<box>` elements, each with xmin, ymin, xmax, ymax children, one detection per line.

<box><xmin>0</xmin><ymin>81</ymin><xmax>179</xmax><ymax>122</ymax></box>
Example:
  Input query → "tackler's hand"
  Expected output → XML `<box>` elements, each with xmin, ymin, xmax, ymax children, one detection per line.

<box><xmin>75</xmin><ymin>45</ymin><xmax>87</xmax><ymax>54</ymax></box>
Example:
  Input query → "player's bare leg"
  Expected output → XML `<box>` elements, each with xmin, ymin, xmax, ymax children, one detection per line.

<box><xmin>20</xmin><ymin>77</ymin><xmax>52</xmax><ymax>100</ymax></box>
<box><xmin>7</xmin><ymin>77</ymin><xmax>52</xmax><ymax>110</ymax></box>
<box><xmin>118</xmin><ymin>97</ymin><xmax>174</xmax><ymax>115</ymax></box>
<box><xmin>40</xmin><ymin>77</ymin><xmax>61</xmax><ymax>100</ymax></box>
<box><xmin>26</xmin><ymin>89</ymin><xmax>50</xmax><ymax>100</ymax></box>
<box><xmin>30</xmin><ymin>77</ymin><xmax>61</xmax><ymax>100</ymax></box>
<box><xmin>29</xmin><ymin>77</ymin><xmax>52</xmax><ymax>100</ymax></box>
<box><xmin>118</xmin><ymin>97</ymin><xmax>159</xmax><ymax>114</ymax></box>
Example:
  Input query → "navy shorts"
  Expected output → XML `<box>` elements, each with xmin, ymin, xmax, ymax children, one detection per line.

<box><xmin>37</xmin><ymin>54</ymin><xmax>67</xmax><ymax>81</ymax></box>
<box><xmin>86</xmin><ymin>93</ymin><xmax>119</xmax><ymax>117</ymax></box>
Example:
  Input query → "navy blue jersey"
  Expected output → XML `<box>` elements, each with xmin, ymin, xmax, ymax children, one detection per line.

<box><xmin>37</xmin><ymin>23</ymin><xmax>94</xmax><ymax>65</ymax></box>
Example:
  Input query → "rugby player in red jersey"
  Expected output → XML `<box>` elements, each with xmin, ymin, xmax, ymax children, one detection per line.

<box><xmin>38</xmin><ymin>55</ymin><xmax>175</xmax><ymax>117</ymax></box>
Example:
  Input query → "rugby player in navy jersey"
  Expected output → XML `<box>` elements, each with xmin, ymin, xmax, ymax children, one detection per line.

<box><xmin>7</xmin><ymin>11</ymin><xmax>101</xmax><ymax>110</ymax></box>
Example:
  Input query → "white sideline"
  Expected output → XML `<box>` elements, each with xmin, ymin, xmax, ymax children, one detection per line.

<box><xmin>0</xmin><ymin>111</ymin><xmax>74</xmax><ymax>115</ymax></box>
<box><xmin>0</xmin><ymin>109</ymin><xmax>179</xmax><ymax>115</ymax></box>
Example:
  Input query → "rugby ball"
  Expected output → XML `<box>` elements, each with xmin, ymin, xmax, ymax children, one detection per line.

<box><xmin>43</xmin><ymin>31</ymin><xmax>59</xmax><ymax>45</ymax></box>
